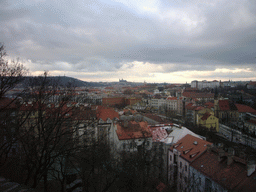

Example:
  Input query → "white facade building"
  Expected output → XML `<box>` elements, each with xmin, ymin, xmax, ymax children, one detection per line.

<box><xmin>191</xmin><ymin>80</ymin><xmax>220</xmax><ymax>90</ymax></box>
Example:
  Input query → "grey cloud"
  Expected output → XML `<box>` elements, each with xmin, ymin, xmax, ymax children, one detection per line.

<box><xmin>1</xmin><ymin>0</ymin><xmax>256</xmax><ymax>76</ymax></box>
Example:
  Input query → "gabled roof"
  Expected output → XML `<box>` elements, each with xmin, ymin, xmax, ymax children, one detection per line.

<box><xmin>235</xmin><ymin>104</ymin><xmax>256</xmax><ymax>113</ymax></box>
<box><xmin>170</xmin><ymin>134</ymin><xmax>212</xmax><ymax>162</ymax></box>
<box><xmin>201</xmin><ymin>112</ymin><xmax>212</xmax><ymax>121</ymax></box>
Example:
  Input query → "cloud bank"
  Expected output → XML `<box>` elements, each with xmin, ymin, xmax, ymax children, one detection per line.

<box><xmin>1</xmin><ymin>0</ymin><xmax>256</xmax><ymax>83</ymax></box>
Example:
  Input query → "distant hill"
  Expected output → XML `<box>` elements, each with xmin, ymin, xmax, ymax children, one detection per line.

<box><xmin>20</xmin><ymin>76</ymin><xmax>88</xmax><ymax>87</ymax></box>
<box><xmin>18</xmin><ymin>76</ymin><xmax>145</xmax><ymax>88</ymax></box>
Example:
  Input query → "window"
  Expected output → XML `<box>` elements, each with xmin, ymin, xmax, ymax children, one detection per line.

<box><xmin>184</xmin><ymin>176</ymin><xmax>187</xmax><ymax>183</ymax></box>
<box><xmin>170</xmin><ymin>155</ymin><xmax>172</xmax><ymax>161</ymax></box>
<box><xmin>174</xmin><ymin>154</ymin><xmax>178</xmax><ymax>164</ymax></box>
<box><xmin>199</xmin><ymin>177</ymin><xmax>201</xmax><ymax>185</ymax></box>
<box><xmin>180</xmin><ymin>161</ymin><xmax>182</xmax><ymax>168</ymax></box>
<box><xmin>185</xmin><ymin>165</ymin><xmax>187</xmax><ymax>171</ymax></box>
<box><xmin>180</xmin><ymin>173</ymin><xmax>182</xmax><ymax>179</ymax></box>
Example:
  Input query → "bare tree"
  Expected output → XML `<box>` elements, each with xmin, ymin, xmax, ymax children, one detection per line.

<box><xmin>16</xmin><ymin>72</ymin><xmax>84</xmax><ymax>191</ymax></box>
<box><xmin>0</xmin><ymin>44</ymin><xmax>28</xmax><ymax>171</ymax></box>
<box><xmin>0</xmin><ymin>44</ymin><xmax>28</xmax><ymax>99</ymax></box>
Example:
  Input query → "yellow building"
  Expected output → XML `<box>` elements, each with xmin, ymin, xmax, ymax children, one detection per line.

<box><xmin>198</xmin><ymin>112</ymin><xmax>219</xmax><ymax>132</ymax></box>
<box><xmin>196</xmin><ymin>108</ymin><xmax>214</xmax><ymax>125</ymax></box>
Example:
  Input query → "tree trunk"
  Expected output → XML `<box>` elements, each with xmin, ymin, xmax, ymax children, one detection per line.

<box><xmin>32</xmin><ymin>174</ymin><xmax>38</xmax><ymax>188</ymax></box>
<box><xmin>24</xmin><ymin>169</ymin><xmax>32</xmax><ymax>185</ymax></box>
<box><xmin>44</xmin><ymin>172</ymin><xmax>48</xmax><ymax>192</ymax></box>
<box><xmin>61</xmin><ymin>177</ymin><xmax>66</xmax><ymax>192</ymax></box>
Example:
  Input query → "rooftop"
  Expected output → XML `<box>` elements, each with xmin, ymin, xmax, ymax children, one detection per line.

<box><xmin>235</xmin><ymin>104</ymin><xmax>256</xmax><ymax>113</ymax></box>
<box><xmin>190</xmin><ymin>148</ymin><xmax>256</xmax><ymax>191</ymax></box>
<box><xmin>170</xmin><ymin>134</ymin><xmax>212</xmax><ymax>162</ymax></box>
<box><xmin>149</xmin><ymin>127</ymin><xmax>168</xmax><ymax>142</ymax></box>
<box><xmin>116</xmin><ymin>121</ymin><xmax>152</xmax><ymax>140</ymax></box>
<box><xmin>96</xmin><ymin>107</ymin><xmax>119</xmax><ymax>121</ymax></box>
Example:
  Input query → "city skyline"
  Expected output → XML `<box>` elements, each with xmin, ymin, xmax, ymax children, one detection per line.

<box><xmin>1</xmin><ymin>0</ymin><xmax>256</xmax><ymax>83</ymax></box>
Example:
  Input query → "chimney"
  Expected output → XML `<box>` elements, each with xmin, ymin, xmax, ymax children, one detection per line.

<box><xmin>207</xmin><ymin>144</ymin><xmax>212</xmax><ymax>153</ymax></box>
<box><xmin>227</xmin><ymin>148</ymin><xmax>235</xmax><ymax>165</ymax></box>
<box><xmin>123</xmin><ymin>120</ymin><xmax>128</xmax><ymax>128</ymax></box>
<box><xmin>247</xmin><ymin>160</ymin><xmax>256</xmax><ymax>177</ymax></box>
<box><xmin>217</xmin><ymin>143</ymin><xmax>223</xmax><ymax>149</ymax></box>
<box><xmin>218</xmin><ymin>149</ymin><xmax>225</xmax><ymax>162</ymax></box>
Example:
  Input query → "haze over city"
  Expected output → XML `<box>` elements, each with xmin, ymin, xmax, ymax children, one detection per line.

<box><xmin>1</xmin><ymin>0</ymin><xmax>256</xmax><ymax>83</ymax></box>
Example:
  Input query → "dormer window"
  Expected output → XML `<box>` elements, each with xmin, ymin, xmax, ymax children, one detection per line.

<box><xmin>174</xmin><ymin>143</ymin><xmax>181</xmax><ymax>148</ymax></box>
<box><xmin>190</xmin><ymin>151</ymin><xmax>200</xmax><ymax>158</ymax></box>
<box><xmin>183</xmin><ymin>148</ymin><xmax>193</xmax><ymax>154</ymax></box>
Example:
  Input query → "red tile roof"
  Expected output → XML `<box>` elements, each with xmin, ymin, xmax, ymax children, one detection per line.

<box><xmin>116</xmin><ymin>121</ymin><xmax>152</xmax><ymax>140</ymax></box>
<box><xmin>0</xmin><ymin>97</ymin><xmax>16</xmax><ymax>109</ymax></box>
<box><xmin>219</xmin><ymin>100</ymin><xmax>230</xmax><ymax>111</ymax></box>
<box><xmin>204</xmin><ymin>102</ymin><xmax>214</xmax><ymax>109</ymax></box>
<box><xmin>235</xmin><ymin>104</ymin><xmax>256</xmax><ymax>113</ymax></box>
<box><xmin>166</xmin><ymin>96</ymin><xmax>177</xmax><ymax>100</ymax></box>
<box><xmin>190</xmin><ymin>149</ymin><xmax>256</xmax><ymax>191</ymax></box>
<box><xmin>156</xmin><ymin>182</ymin><xmax>166</xmax><ymax>192</ymax></box>
<box><xmin>185</xmin><ymin>103</ymin><xmax>197</xmax><ymax>110</ymax></box>
<box><xmin>96</xmin><ymin>108</ymin><xmax>119</xmax><ymax>121</ymax></box>
<box><xmin>195</xmin><ymin>106</ymin><xmax>204</xmax><ymax>111</ymax></box>
<box><xmin>247</xmin><ymin>119</ymin><xmax>256</xmax><ymax>125</ymax></box>
<box><xmin>123</xmin><ymin>109</ymin><xmax>137</xmax><ymax>114</ymax></box>
<box><xmin>170</xmin><ymin>134</ymin><xmax>212</xmax><ymax>162</ymax></box>
<box><xmin>201</xmin><ymin>112</ymin><xmax>211</xmax><ymax>120</ymax></box>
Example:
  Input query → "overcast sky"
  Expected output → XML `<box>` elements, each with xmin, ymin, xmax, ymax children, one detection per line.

<box><xmin>1</xmin><ymin>0</ymin><xmax>256</xmax><ymax>83</ymax></box>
